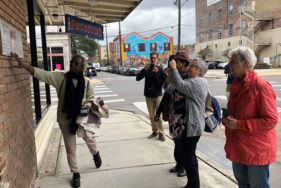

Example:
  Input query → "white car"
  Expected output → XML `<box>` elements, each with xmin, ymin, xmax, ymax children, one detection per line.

<box><xmin>218</xmin><ymin>61</ymin><xmax>228</xmax><ymax>69</ymax></box>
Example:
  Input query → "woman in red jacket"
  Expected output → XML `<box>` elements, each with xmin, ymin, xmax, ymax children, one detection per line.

<box><xmin>222</xmin><ymin>46</ymin><xmax>278</xmax><ymax>188</ymax></box>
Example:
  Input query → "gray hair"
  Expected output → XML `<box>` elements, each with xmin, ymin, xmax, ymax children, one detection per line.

<box><xmin>193</xmin><ymin>58</ymin><xmax>208</xmax><ymax>77</ymax></box>
<box><xmin>228</xmin><ymin>46</ymin><xmax>257</xmax><ymax>70</ymax></box>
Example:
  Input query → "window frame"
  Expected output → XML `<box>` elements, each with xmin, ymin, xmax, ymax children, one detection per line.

<box><xmin>150</xmin><ymin>43</ymin><xmax>157</xmax><ymax>51</ymax></box>
<box><xmin>199</xmin><ymin>16</ymin><xmax>203</xmax><ymax>25</ymax></box>
<box><xmin>209</xmin><ymin>12</ymin><xmax>213</xmax><ymax>22</ymax></box>
<box><xmin>209</xmin><ymin>29</ymin><xmax>213</xmax><ymax>40</ymax></box>
<box><xmin>218</xmin><ymin>9</ymin><xmax>222</xmax><ymax>19</ymax></box>
<box><xmin>164</xmin><ymin>43</ymin><xmax>170</xmax><ymax>51</ymax></box>
<box><xmin>218</xmin><ymin>26</ymin><xmax>222</xmax><ymax>39</ymax></box>
<box><xmin>228</xmin><ymin>5</ymin><xmax>233</xmax><ymax>17</ymax></box>
<box><xmin>199</xmin><ymin>32</ymin><xmax>203</xmax><ymax>42</ymax></box>
<box><xmin>228</xmin><ymin>24</ymin><xmax>233</xmax><ymax>37</ymax></box>
<box><xmin>138</xmin><ymin>43</ymin><xmax>145</xmax><ymax>52</ymax></box>
<box><xmin>124</xmin><ymin>43</ymin><xmax>131</xmax><ymax>52</ymax></box>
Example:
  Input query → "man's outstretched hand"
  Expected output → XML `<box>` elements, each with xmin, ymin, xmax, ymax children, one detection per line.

<box><xmin>11</xmin><ymin>53</ymin><xmax>24</xmax><ymax>68</ymax></box>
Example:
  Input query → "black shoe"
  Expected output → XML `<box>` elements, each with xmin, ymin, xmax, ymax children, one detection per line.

<box><xmin>177</xmin><ymin>168</ymin><xmax>186</xmax><ymax>177</ymax></box>
<box><xmin>93</xmin><ymin>151</ymin><xmax>102</xmax><ymax>168</ymax></box>
<box><xmin>158</xmin><ymin>133</ymin><xmax>166</xmax><ymax>142</ymax></box>
<box><xmin>71</xmin><ymin>172</ymin><xmax>80</xmax><ymax>188</ymax></box>
<box><xmin>169</xmin><ymin>166</ymin><xmax>180</xmax><ymax>173</ymax></box>
<box><xmin>148</xmin><ymin>132</ymin><xmax>158</xmax><ymax>139</ymax></box>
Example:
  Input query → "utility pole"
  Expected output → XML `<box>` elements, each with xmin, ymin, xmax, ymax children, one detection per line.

<box><xmin>174</xmin><ymin>0</ymin><xmax>188</xmax><ymax>52</ymax></box>
<box><xmin>105</xmin><ymin>24</ymin><xmax>110</xmax><ymax>65</ymax></box>
<box><xmin>178</xmin><ymin>0</ymin><xmax>181</xmax><ymax>52</ymax></box>
<box><xmin>119</xmin><ymin>21</ymin><xmax>123</xmax><ymax>67</ymax></box>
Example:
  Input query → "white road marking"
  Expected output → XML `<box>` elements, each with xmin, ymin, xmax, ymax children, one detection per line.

<box><xmin>133</xmin><ymin>102</ymin><xmax>148</xmax><ymax>114</ymax></box>
<box><xmin>94</xmin><ymin>88</ymin><xmax>110</xmax><ymax>91</ymax></box>
<box><xmin>278</xmin><ymin>107</ymin><xmax>281</xmax><ymax>112</ymax></box>
<box><xmin>95</xmin><ymin>94</ymin><xmax>118</xmax><ymax>98</ymax></box>
<box><xmin>214</xmin><ymin>95</ymin><xmax>227</xmax><ymax>100</ymax></box>
<box><xmin>269</xmin><ymin>81</ymin><xmax>279</xmax><ymax>84</ymax></box>
<box><xmin>94</xmin><ymin>85</ymin><xmax>106</xmax><ymax>88</ymax></box>
<box><xmin>95</xmin><ymin>90</ymin><xmax>112</xmax><ymax>94</ymax></box>
<box><xmin>272</xmin><ymin>85</ymin><xmax>281</xmax><ymax>87</ymax></box>
<box><xmin>104</xmin><ymin>99</ymin><xmax>125</xmax><ymax>103</ymax></box>
<box><xmin>213</xmin><ymin>78</ymin><xmax>227</xmax><ymax>81</ymax></box>
<box><xmin>276</xmin><ymin>97</ymin><xmax>281</xmax><ymax>102</ymax></box>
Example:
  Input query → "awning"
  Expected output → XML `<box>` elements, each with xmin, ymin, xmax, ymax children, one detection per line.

<box><xmin>35</xmin><ymin>0</ymin><xmax>142</xmax><ymax>25</ymax></box>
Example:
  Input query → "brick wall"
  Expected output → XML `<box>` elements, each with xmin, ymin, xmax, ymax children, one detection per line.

<box><xmin>0</xmin><ymin>0</ymin><xmax>37</xmax><ymax>187</ymax></box>
<box><xmin>195</xmin><ymin>0</ymin><xmax>252</xmax><ymax>43</ymax></box>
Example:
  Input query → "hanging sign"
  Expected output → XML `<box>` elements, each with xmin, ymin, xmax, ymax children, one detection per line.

<box><xmin>65</xmin><ymin>14</ymin><xmax>104</xmax><ymax>40</ymax></box>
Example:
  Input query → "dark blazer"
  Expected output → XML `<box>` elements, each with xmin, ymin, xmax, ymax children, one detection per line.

<box><xmin>136</xmin><ymin>64</ymin><xmax>166</xmax><ymax>98</ymax></box>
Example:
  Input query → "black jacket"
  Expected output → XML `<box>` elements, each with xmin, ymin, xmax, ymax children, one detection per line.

<box><xmin>136</xmin><ymin>64</ymin><xmax>166</xmax><ymax>98</ymax></box>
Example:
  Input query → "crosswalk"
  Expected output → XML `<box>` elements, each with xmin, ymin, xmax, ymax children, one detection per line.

<box><xmin>93</xmin><ymin>85</ymin><xmax>125</xmax><ymax>104</ymax></box>
<box><xmin>211</xmin><ymin>79</ymin><xmax>281</xmax><ymax>112</ymax></box>
<box><xmin>30</xmin><ymin>84</ymin><xmax>126</xmax><ymax>108</ymax></box>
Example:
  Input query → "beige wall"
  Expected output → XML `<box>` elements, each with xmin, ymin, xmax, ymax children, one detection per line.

<box><xmin>195</xmin><ymin>36</ymin><xmax>253</xmax><ymax>61</ymax></box>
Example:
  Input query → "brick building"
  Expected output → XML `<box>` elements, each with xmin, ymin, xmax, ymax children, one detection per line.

<box><xmin>195</xmin><ymin>0</ymin><xmax>281</xmax><ymax>65</ymax></box>
<box><xmin>0</xmin><ymin>0</ymin><xmax>37</xmax><ymax>187</ymax></box>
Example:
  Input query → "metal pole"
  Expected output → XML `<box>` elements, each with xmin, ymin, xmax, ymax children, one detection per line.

<box><xmin>119</xmin><ymin>21</ymin><xmax>123</xmax><ymax>67</ymax></box>
<box><xmin>178</xmin><ymin>0</ymin><xmax>181</xmax><ymax>52</ymax></box>
<box><xmin>105</xmin><ymin>24</ymin><xmax>110</xmax><ymax>65</ymax></box>
<box><xmin>40</xmin><ymin>14</ymin><xmax>51</xmax><ymax>106</ymax></box>
<box><xmin>27</xmin><ymin>0</ymin><xmax>41</xmax><ymax>123</ymax></box>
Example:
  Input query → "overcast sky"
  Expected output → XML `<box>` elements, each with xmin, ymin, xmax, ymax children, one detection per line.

<box><xmin>100</xmin><ymin>0</ymin><xmax>196</xmax><ymax>46</ymax></box>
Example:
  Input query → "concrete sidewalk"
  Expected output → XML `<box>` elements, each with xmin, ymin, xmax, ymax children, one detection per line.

<box><xmin>35</xmin><ymin>109</ymin><xmax>237</xmax><ymax>188</ymax></box>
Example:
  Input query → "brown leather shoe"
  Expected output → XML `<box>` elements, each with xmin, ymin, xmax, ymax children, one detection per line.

<box><xmin>158</xmin><ymin>133</ymin><xmax>166</xmax><ymax>142</ymax></box>
<box><xmin>148</xmin><ymin>132</ymin><xmax>158</xmax><ymax>139</ymax></box>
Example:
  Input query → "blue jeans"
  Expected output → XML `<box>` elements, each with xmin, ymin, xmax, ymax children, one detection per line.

<box><xmin>232</xmin><ymin>162</ymin><xmax>270</xmax><ymax>188</ymax></box>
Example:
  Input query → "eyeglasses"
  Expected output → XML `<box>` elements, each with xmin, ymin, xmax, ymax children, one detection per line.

<box><xmin>190</xmin><ymin>64</ymin><xmax>199</xmax><ymax>68</ymax></box>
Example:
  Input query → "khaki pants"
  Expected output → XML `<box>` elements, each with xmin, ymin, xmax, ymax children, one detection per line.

<box><xmin>145</xmin><ymin>96</ymin><xmax>164</xmax><ymax>134</ymax></box>
<box><xmin>59</xmin><ymin>122</ymin><xmax>98</xmax><ymax>173</ymax></box>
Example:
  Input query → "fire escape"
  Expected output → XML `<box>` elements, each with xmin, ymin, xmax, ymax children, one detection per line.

<box><xmin>238</xmin><ymin>6</ymin><xmax>273</xmax><ymax>55</ymax></box>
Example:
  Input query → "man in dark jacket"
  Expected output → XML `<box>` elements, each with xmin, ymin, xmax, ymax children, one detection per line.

<box><xmin>136</xmin><ymin>52</ymin><xmax>166</xmax><ymax>141</ymax></box>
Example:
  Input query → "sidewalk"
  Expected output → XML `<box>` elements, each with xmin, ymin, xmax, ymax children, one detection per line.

<box><xmin>35</xmin><ymin>109</ymin><xmax>237</xmax><ymax>188</ymax></box>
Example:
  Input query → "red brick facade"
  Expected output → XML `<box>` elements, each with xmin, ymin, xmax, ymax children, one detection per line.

<box><xmin>0</xmin><ymin>0</ymin><xmax>37</xmax><ymax>187</ymax></box>
<box><xmin>196</xmin><ymin>0</ymin><xmax>281</xmax><ymax>44</ymax></box>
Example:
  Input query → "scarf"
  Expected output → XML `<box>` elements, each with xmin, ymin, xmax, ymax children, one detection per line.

<box><xmin>63</xmin><ymin>71</ymin><xmax>85</xmax><ymax>135</ymax></box>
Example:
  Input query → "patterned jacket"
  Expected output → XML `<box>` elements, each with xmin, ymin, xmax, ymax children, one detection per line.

<box><xmin>165</xmin><ymin>68</ymin><xmax>208</xmax><ymax>137</ymax></box>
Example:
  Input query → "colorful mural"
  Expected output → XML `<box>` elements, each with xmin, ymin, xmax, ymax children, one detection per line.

<box><xmin>121</xmin><ymin>32</ymin><xmax>173</xmax><ymax>68</ymax></box>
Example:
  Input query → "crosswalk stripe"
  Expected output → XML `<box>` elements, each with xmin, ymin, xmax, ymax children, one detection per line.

<box><xmin>278</xmin><ymin>107</ymin><xmax>281</xmax><ymax>112</ymax></box>
<box><xmin>276</xmin><ymin>97</ymin><xmax>281</xmax><ymax>102</ymax></box>
<box><xmin>94</xmin><ymin>88</ymin><xmax>110</xmax><ymax>91</ymax></box>
<box><xmin>272</xmin><ymin>85</ymin><xmax>281</xmax><ymax>87</ymax></box>
<box><xmin>104</xmin><ymin>99</ymin><xmax>125</xmax><ymax>103</ymax></box>
<box><xmin>95</xmin><ymin>94</ymin><xmax>118</xmax><ymax>98</ymax></box>
<box><xmin>94</xmin><ymin>85</ymin><xmax>106</xmax><ymax>88</ymax></box>
<box><xmin>95</xmin><ymin>90</ymin><xmax>112</xmax><ymax>94</ymax></box>
<box><xmin>133</xmin><ymin>102</ymin><xmax>148</xmax><ymax>114</ymax></box>
<box><xmin>269</xmin><ymin>81</ymin><xmax>279</xmax><ymax>84</ymax></box>
<box><xmin>214</xmin><ymin>95</ymin><xmax>227</xmax><ymax>100</ymax></box>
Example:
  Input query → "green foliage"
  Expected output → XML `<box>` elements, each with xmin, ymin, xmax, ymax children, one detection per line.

<box><xmin>70</xmin><ymin>35</ymin><xmax>98</xmax><ymax>59</ymax></box>
<box><xmin>198</xmin><ymin>46</ymin><xmax>213</xmax><ymax>60</ymax></box>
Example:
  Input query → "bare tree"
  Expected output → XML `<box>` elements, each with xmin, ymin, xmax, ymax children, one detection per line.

<box><xmin>198</xmin><ymin>47</ymin><xmax>213</xmax><ymax>60</ymax></box>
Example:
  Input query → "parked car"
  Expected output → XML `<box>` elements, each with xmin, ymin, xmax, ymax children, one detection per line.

<box><xmin>86</xmin><ymin>67</ymin><xmax>97</xmax><ymax>77</ymax></box>
<box><xmin>218</xmin><ymin>61</ymin><xmax>228</xmax><ymax>69</ymax></box>
<box><xmin>207</xmin><ymin>60</ymin><xmax>224</xmax><ymax>69</ymax></box>
<box><xmin>126</xmin><ymin>67</ymin><xmax>142</xmax><ymax>76</ymax></box>
<box><xmin>100</xmin><ymin>66</ymin><xmax>107</xmax><ymax>71</ymax></box>
<box><xmin>120</xmin><ymin>67</ymin><xmax>129</xmax><ymax>75</ymax></box>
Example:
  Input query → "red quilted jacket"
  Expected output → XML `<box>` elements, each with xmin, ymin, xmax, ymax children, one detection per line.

<box><xmin>225</xmin><ymin>70</ymin><xmax>278</xmax><ymax>165</ymax></box>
